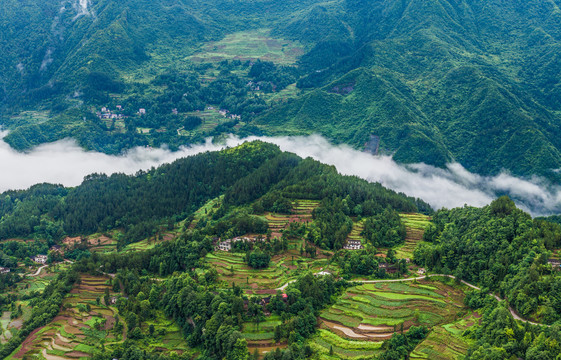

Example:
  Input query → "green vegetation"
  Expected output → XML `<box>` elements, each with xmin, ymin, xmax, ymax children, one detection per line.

<box><xmin>3</xmin><ymin>0</ymin><xmax>561</xmax><ymax>181</ymax></box>
<box><xmin>312</xmin><ymin>279</ymin><xmax>468</xmax><ymax>359</ymax></box>
<box><xmin>395</xmin><ymin>213</ymin><xmax>432</xmax><ymax>259</ymax></box>
<box><xmin>1</xmin><ymin>143</ymin><xmax>561</xmax><ymax>360</ymax></box>
<box><xmin>415</xmin><ymin>196</ymin><xmax>561</xmax><ymax>325</ymax></box>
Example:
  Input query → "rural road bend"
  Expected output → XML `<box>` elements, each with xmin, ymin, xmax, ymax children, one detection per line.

<box><xmin>27</xmin><ymin>264</ymin><xmax>48</xmax><ymax>277</ymax></box>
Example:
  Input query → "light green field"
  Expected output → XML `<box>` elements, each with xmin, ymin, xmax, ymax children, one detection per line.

<box><xmin>206</xmin><ymin>252</ymin><xmax>293</xmax><ymax>291</ymax></box>
<box><xmin>411</xmin><ymin>312</ymin><xmax>479</xmax><ymax>359</ymax></box>
<box><xmin>395</xmin><ymin>213</ymin><xmax>432</xmax><ymax>259</ymax></box>
<box><xmin>8</xmin><ymin>110</ymin><xmax>50</xmax><ymax>127</ymax></box>
<box><xmin>313</xmin><ymin>279</ymin><xmax>468</xmax><ymax>359</ymax></box>
<box><xmin>189</xmin><ymin>29</ymin><xmax>307</xmax><ymax>65</ymax></box>
<box><xmin>346</xmin><ymin>219</ymin><xmax>365</xmax><ymax>245</ymax></box>
<box><xmin>187</xmin><ymin>196</ymin><xmax>223</xmax><ymax>229</ymax></box>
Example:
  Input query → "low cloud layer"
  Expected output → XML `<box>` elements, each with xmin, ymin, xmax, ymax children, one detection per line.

<box><xmin>1</xmin><ymin>133</ymin><xmax>560</xmax><ymax>216</ymax></box>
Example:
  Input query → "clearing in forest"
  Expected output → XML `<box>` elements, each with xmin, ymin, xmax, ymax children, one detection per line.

<box><xmin>265</xmin><ymin>199</ymin><xmax>319</xmax><ymax>238</ymax></box>
<box><xmin>395</xmin><ymin>213</ymin><xmax>431</xmax><ymax>259</ymax></box>
<box><xmin>207</xmin><ymin>250</ymin><xmax>331</xmax><ymax>294</ymax></box>
<box><xmin>189</xmin><ymin>29</ymin><xmax>307</xmax><ymax>65</ymax></box>
<box><xmin>346</xmin><ymin>219</ymin><xmax>366</xmax><ymax>245</ymax></box>
<box><xmin>242</xmin><ymin>314</ymin><xmax>287</xmax><ymax>356</ymax></box>
<box><xmin>311</xmin><ymin>279</ymin><xmax>467</xmax><ymax>359</ymax></box>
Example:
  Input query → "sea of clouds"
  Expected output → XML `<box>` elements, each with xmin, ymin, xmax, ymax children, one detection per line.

<box><xmin>1</xmin><ymin>132</ymin><xmax>560</xmax><ymax>216</ymax></box>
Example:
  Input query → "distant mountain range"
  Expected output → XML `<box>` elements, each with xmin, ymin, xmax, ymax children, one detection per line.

<box><xmin>2</xmin><ymin>0</ymin><xmax>561</xmax><ymax>181</ymax></box>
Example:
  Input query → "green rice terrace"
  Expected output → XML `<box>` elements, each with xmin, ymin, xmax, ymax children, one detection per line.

<box><xmin>242</xmin><ymin>314</ymin><xmax>285</xmax><ymax>356</ymax></box>
<box><xmin>311</xmin><ymin>279</ymin><xmax>470</xmax><ymax>359</ymax></box>
<box><xmin>265</xmin><ymin>200</ymin><xmax>319</xmax><ymax>238</ymax></box>
<box><xmin>410</xmin><ymin>312</ymin><xmax>480</xmax><ymax>360</ymax></box>
<box><xmin>346</xmin><ymin>219</ymin><xmax>366</xmax><ymax>246</ymax></box>
<box><xmin>7</xmin><ymin>275</ymin><xmax>191</xmax><ymax>359</ymax></box>
<box><xmin>395</xmin><ymin>213</ymin><xmax>432</xmax><ymax>260</ymax></box>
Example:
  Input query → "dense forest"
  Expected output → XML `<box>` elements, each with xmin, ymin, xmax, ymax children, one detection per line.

<box><xmin>0</xmin><ymin>141</ymin><xmax>425</xmax><ymax>246</ymax></box>
<box><xmin>415</xmin><ymin>197</ymin><xmax>561</xmax><ymax>325</ymax></box>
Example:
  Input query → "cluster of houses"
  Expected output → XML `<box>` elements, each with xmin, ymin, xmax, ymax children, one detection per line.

<box><xmin>0</xmin><ymin>267</ymin><xmax>10</xmax><ymax>274</ymax></box>
<box><xmin>216</xmin><ymin>236</ymin><xmax>264</xmax><ymax>252</ymax></box>
<box><xmin>96</xmin><ymin>106</ymin><xmax>125</xmax><ymax>120</ymax></box>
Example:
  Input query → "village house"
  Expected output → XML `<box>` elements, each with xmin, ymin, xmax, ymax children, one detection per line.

<box><xmin>315</xmin><ymin>271</ymin><xmax>331</xmax><ymax>277</ymax></box>
<box><xmin>116</xmin><ymin>105</ymin><xmax>122</xmax><ymax>110</ymax></box>
<box><xmin>417</xmin><ymin>268</ymin><xmax>426</xmax><ymax>275</ymax></box>
<box><xmin>50</xmin><ymin>245</ymin><xmax>62</xmax><ymax>253</ymax></box>
<box><xmin>32</xmin><ymin>254</ymin><xmax>48</xmax><ymax>264</ymax></box>
<box><xmin>172</xmin><ymin>108</ymin><xmax>178</xmax><ymax>115</ymax></box>
<box><xmin>217</xmin><ymin>240</ymin><xmax>232</xmax><ymax>252</ymax></box>
<box><xmin>139</xmin><ymin>108</ymin><xmax>146</xmax><ymax>115</ymax></box>
<box><xmin>548</xmin><ymin>259</ymin><xmax>561</xmax><ymax>270</ymax></box>
<box><xmin>216</xmin><ymin>236</ymin><xmax>265</xmax><ymax>251</ymax></box>
<box><xmin>343</xmin><ymin>240</ymin><xmax>363</xmax><ymax>250</ymax></box>
<box><xmin>0</xmin><ymin>267</ymin><xmax>10</xmax><ymax>274</ymax></box>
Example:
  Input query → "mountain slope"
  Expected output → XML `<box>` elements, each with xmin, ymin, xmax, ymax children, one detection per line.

<box><xmin>3</xmin><ymin>0</ymin><xmax>561</xmax><ymax>180</ymax></box>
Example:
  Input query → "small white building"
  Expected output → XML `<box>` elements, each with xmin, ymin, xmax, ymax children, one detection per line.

<box><xmin>217</xmin><ymin>240</ymin><xmax>232</xmax><ymax>251</ymax></box>
<box><xmin>343</xmin><ymin>240</ymin><xmax>363</xmax><ymax>250</ymax></box>
<box><xmin>315</xmin><ymin>271</ymin><xmax>331</xmax><ymax>277</ymax></box>
<box><xmin>139</xmin><ymin>108</ymin><xmax>146</xmax><ymax>115</ymax></box>
<box><xmin>32</xmin><ymin>255</ymin><xmax>48</xmax><ymax>264</ymax></box>
<box><xmin>0</xmin><ymin>267</ymin><xmax>10</xmax><ymax>274</ymax></box>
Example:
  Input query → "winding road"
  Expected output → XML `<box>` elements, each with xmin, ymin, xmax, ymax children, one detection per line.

<box><xmin>276</xmin><ymin>274</ymin><xmax>549</xmax><ymax>327</ymax></box>
<box><xmin>27</xmin><ymin>264</ymin><xmax>48</xmax><ymax>277</ymax></box>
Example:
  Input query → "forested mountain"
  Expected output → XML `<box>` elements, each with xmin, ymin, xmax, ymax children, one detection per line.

<box><xmin>0</xmin><ymin>141</ymin><xmax>425</xmax><ymax>245</ymax></box>
<box><xmin>3</xmin><ymin>0</ymin><xmax>561</xmax><ymax>180</ymax></box>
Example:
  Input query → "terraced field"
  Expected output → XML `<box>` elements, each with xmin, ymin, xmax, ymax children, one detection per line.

<box><xmin>242</xmin><ymin>315</ymin><xmax>286</xmax><ymax>355</ymax></box>
<box><xmin>208</xmin><ymin>246</ymin><xmax>334</xmax><ymax>294</ymax></box>
<box><xmin>265</xmin><ymin>200</ymin><xmax>319</xmax><ymax>238</ymax></box>
<box><xmin>411</xmin><ymin>312</ymin><xmax>479</xmax><ymax>359</ymax></box>
<box><xmin>189</xmin><ymin>29</ymin><xmax>307</xmax><ymax>65</ymax></box>
<box><xmin>207</xmin><ymin>252</ymin><xmax>293</xmax><ymax>291</ymax></box>
<box><xmin>8</xmin><ymin>275</ymin><xmax>190</xmax><ymax>359</ymax></box>
<box><xmin>346</xmin><ymin>219</ymin><xmax>365</xmax><ymax>245</ymax></box>
<box><xmin>8</xmin><ymin>275</ymin><xmax>119</xmax><ymax>359</ymax></box>
<box><xmin>312</xmin><ymin>280</ymin><xmax>467</xmax><ymax>359</ymax></box>
<box><xmin>395</xmin><ymin>213</ymin><xmax>432</xmax><ymax>259</ymax></box>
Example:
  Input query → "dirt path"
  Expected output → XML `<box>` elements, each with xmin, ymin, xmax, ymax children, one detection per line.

<box><xmin>27</xmin><ymin>264</ymin><xmax>48</xmax><ymax>277</ymax></box>
<box><xmin>276</xmin><ymin>274</ymin><xmax>549</xmax><ymax>327</ymax></box>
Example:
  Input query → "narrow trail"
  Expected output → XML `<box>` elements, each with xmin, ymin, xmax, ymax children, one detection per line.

<box><xmin>27</xmin><ymin>264</ymin><xmax>48</xmax><ymax>277</ymax></box>
<box><xmin>276</xmin><ymin>274</ymin><xmax>549</xmax><ymax>327</ymax></box>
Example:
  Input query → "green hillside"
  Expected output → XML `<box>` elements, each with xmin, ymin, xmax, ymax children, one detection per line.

<box><xmin>0</xmin><ymin>143</ymin><xmax>559</xmax><ymax>359</ymax></box>
<box><xmin>3</xmin><ymin>0</ymin><xmax>561</xmax><ymax>180</ymax></box>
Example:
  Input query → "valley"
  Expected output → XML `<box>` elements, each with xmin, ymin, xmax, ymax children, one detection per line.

<box><xmin>1</xmin><ymin>1</ymin><xmax>561</xmax><ymax>359</ymax></box>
